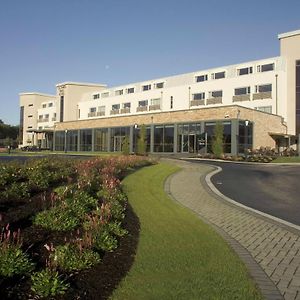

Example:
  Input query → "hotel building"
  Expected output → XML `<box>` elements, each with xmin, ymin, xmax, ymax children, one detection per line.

<box><xmin>19</xmin><ymin>29</ymin><xmax>300</xmax><ymax>155</ymax></box>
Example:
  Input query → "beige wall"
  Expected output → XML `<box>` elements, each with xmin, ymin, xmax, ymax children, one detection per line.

<box><xmin>55</xmin><ymin>105</ymin><xmax>286</xmax><ymax>149</ymax></box>
<box><xmin>56</xmin><ymin>84</ymin><xmax>106</xmax><ymax>122</ymax></box>
<box><xmin>280</xmin><ymin>33</ymin><xmax>300</xmax><ymax>135</ymax></box>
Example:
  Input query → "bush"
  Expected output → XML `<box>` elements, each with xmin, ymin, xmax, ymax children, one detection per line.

<box><xmin>122</xmin><ymin>136</ymin><xmax>130</xmax><ymax>155</ymax></box>
<box><xmin>212</xmin><ymin>121</ymin><xmax>224</xmax><ymax>158</ymax></box>
<box><xmin>51</xmin><ymin>244</ymin><xmax>101</xmax><ymax>272</ymax></box>
<box><xmin>31</xmin><ymin>269</ymin><xmax>69</xmax><ymax>298</ymax></box>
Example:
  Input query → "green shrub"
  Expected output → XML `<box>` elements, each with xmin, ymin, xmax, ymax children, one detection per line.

<box><xmin>31</xmin><ymin>269</ymin><xmax>69</xmax><ymax>298</ymax></box>
<box><xmin>122</xmin><ymin>136</ymin><xmax>130</xmax><ymax>155</ymax></box>
<box><xmin>51</xmin><ymin>244</ymin><xmax>101</xmax><ymax>272</ymax></box>
<box><xmin>93</xmin><ymin>228</ymin><xmax>118</xmax><ymax>252</ymax></box>
<box><xmin>107</xmin><ymin>221</ymin><xmax>128</xmax><ymax>237</ymax></box>
<box><xmin>1</xmin><ymin>182</ymin><xmax>30</xmax><ymax>200</ymax></box>
<box><xmin>137</xmin><ymin>125</ymin><xmax>147</xmax><ymax>155</ymax></box>
<box><xmin>212</xmin><ymin>121</ymin><xmax>224</xmax><ymax>158</ymax></box>
<box><xmin>0</xmin><ymin>245</ymin><xmax>34</xmax><ymax>277</ymax></box>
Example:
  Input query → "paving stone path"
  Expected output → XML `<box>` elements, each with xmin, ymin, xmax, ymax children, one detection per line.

<box><xmin>164</xmin><ymin>159</ymin><xmax>300</xmax><ymax>300</ymax></box>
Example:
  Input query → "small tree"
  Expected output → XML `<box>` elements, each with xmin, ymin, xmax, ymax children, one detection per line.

<box><xmin>122</xmin><ymin>136</ymin><xmax>130</xmax><ymax>155</ymax></box>
<box><xmin>212</xmin><ymin>121</ymin><xmax>224</xmax><ymax>158</ymax></box>
<box><xmin>137</xmin><ymin>125</ymin><xmax>147</xmax><ymax>155</ymax></box>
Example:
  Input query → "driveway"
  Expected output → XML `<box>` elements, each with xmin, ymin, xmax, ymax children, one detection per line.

<box><xmin>187</xmin><ymin>159</ymin><xmax>300</xmax><ymax>226</ymax></box>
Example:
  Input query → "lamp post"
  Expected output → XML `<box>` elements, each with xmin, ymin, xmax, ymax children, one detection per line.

<box><xmin>64</xmin><ymin>129</ymin><xmax>68</xmax><ymax>153</ymax></box>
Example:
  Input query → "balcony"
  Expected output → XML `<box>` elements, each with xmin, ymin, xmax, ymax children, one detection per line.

<box><xmin>38</xmin><ymin>118</ymin><xmax>49</xmax><ymax>123</ymax></box>
<box><xmin>149</xmin><ymin>104</ymin><xmax>161</xmax><ymax>111</ymax></box>
<box><xmin>232</xmin><ymin>94</ymin><xmax>250</xmax><ymax>102</ymax></box>
<box><xmin>110</xmin><ymin>109</ymin><xmax>120</xmax><ymax>115</ymax></box>
<box><xmin>121</xmin><ymin>108</ymin><xmax>131</xmax><ymax>114</ymax></box>
<box><xmin>206</xmin><ymin>97</ymin><xmax>222</xmax><ymax>105</ymax></box>
<box><xmin>88</xmin><ymin>112</ymin><xmax>96</xmax><ymax>117</ymax></box>
<box><xmin>190</xmin><ymin>99</ymin><xmax>205</xmax><ymax>107</ymax></box>
<box><xmin>52</xmin><ymin>117</ymin><xmax>56</xmax><ymax>121</ymax></box>
<box><xmin>97</xmin><ymin>111</ymin><xmax>105</xmax><ymax>116</ymax></box>
<box><xmin>253</xmin><ymin>92</ymin><xmax>272</xmax><ymax>100</ymax></box>
<box><xmin>136</xmin><ymin>106</ymin><xmax>148</xmax><ymax>112</ymax></box>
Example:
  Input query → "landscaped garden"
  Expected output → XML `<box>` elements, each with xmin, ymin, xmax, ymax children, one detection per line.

<box><xmin>0</xmin><ymin>155</ymin><xmax>152</xmax><ymax>299</ymax></box>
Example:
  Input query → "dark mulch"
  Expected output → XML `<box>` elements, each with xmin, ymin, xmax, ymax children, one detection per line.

<box><xmin>0</xmin><ymin>190</ymin><xmax>140</xmax><ymax>300</ymax></box>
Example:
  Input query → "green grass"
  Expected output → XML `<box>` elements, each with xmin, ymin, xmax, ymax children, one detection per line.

<box><xmin>112</xmin><ymin>163</ymin><xmax>262</xmax><ymax>300</ymax></box>
<box><xmin>272</xmin><ymin>156</ymin><xmax>300</xmax><ymax>163</ymax></box>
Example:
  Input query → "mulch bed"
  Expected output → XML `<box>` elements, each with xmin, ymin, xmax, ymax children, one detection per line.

<box><xmin>0</xmin><ymin>190</ymin><xmax>140</xmax><ymax>300</ymax></box>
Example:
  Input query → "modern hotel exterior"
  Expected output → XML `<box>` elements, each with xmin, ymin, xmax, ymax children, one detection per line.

<box><xmin>19</xmin><ymin>29</ymin><xmax>300</xmax><ymax>155</ymax></box>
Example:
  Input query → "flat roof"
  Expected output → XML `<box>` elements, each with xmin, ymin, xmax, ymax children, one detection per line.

<box><xmin>56</xmin><ymin>82</ymin><xmax>107</xmax><ymax>88</ymax></box>
<box><xmin>278</xmin><ymin>29</ymin><xmax>300</xmax><ymax>40</ymax></box>
<box><xmin>19</xmin><ymin>92</ymin><xmax>56</xmax><ymax>97</ymax></box>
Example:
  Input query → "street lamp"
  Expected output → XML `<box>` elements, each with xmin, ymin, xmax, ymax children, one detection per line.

<box><xmin>64</xmin><ymin>129</ymin><xmax>68</xmax><ymax>153</ymax></box>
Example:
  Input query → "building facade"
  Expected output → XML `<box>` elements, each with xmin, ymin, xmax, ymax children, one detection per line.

<box><xmin>19</xmin><ymin>29</ymin><xmax>300</xmax><ymax>154</ymax></box>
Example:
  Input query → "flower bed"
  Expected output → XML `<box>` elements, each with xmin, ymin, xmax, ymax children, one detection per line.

<box><xmin>0</xmin><ymin>155</ymin><xmax>153</xmax><ymax>299</ymax></box>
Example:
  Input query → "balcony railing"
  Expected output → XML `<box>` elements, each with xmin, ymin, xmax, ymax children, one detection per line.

<box><xmin>97</xmin><ymin>111</ymin><xmax>105</xmax><ymax>116</ymax></box>
<box><xmin>121</xmin><ymin>108</ymin><xmax>131</xmax><ymax>114</ymax></box>
<box><xmin>253</xmin><ymin>92</ymin><xmax>272</xmax><ymax>100</ymax></box>
<box><xmin>190</xmin><ymin>99</ymin><xmax>205</xmax><ymax>106</ymax></box>
<box><xmin>110</xmin><ymin>109</ymin><xmax>120</xmax><ymax>115</ymax></box>
<box><xmin>232</xmin><ymin>94</ymin><xmax>250</xmax><ymax>102</ymax></box>
<box><xmin>206</xmin><ymin>97</ymin><xmax>222</xmax><ymax>105</ymax></box>
<box><xmin>136</xmin><ymin>106</ymin><xmax>148</xmax><ymax>112</ymax></box>
<box><xmin>149</xmin><ymin>104</ymin><xmax>161</xmax><ymax>111</ymax></box>
<box><xmin>52</xmin><ymin>117</ymin><xmax>56</xmax><ymax>121</ymax></box>
<box><xmin>38</xmin><ymin>118</ymin><xmax>49</xmax><ymax>123</ymax></box>
<box><xmin>88</xmin><ymin>112</ymin><xmax>96</xmax><ymax>117</ymax></box>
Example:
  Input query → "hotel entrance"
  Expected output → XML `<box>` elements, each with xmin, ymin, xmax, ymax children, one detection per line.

<box><xmin>181</xmin><ymin>134</ymin><xmax>197</xmax><ymax>153</ymax></box>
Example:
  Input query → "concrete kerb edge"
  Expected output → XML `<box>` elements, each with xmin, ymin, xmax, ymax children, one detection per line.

<box><xmin>205</xmin><ymin>166</ymin><xmax>300</xmax><ymax>233</ymax></box>
<box><xmin>163</xmin><ymin>166</ymin><xmax>283</xmax><ymax>300</ymax></box>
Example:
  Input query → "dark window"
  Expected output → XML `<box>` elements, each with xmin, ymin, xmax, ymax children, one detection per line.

<box><xmin>142</xmin><ymin>84</ymin><xmax>151</xmax><ymax>91</ymax></box>
<box><xmin>193</xmin><ymin>93</ymin><xmax>205</xmax><ymax>100</ymax></box>
<box><xmin>260</xmin><ymin>63</ymin><xmax>274</xmax><ymax>72</ymax></box>
<box><xmin>238</xmin><ymin>121</ymin><xmax>253</xmax><ymax>153</ymax></box>
<box><xmin>94</xmin><ymin>128</ymin><xmax>108</xmax><ymax>151</ymax></box>
<box><xmin>112</xmin><ymin>104</ymin><xmax>120</xmax><ymax>110</ymax></box>
<box><xmin>296</xmin><ymin>61</ymin><xmax>300</xmax><ymax>134</ymax></box>
<box><xmin>54</xmin><ymin>131</ymin><xmax>65</xmax><ymax>151</ymax></box>
<box><xmin>66</xmin><ymin>130</ymin><xmax>78</xmax><ymax>151</ymax></box>
<box><xmin>90</xmin><ymin>107</ymin><xmax>96</xmax><ymax>113</ymax></box>
<box><xmin>80</xmin><ymin>129</ymin><xmax>92</xmax><ymax>151</ymax></box>
<box><xmin>155</xmin><ymin>82</ymin><xmax>164</xmax><ymax>89</ymax></box>
<box><xmin>138</xmin><ymin>100</ymin><xmax>148</xmax><ymax>107</ymax></box>
<box><xmin>19</xmin><ymin>106</ymin><xmax>24</xmax><ymax>144</ymax></box>
<box><xmin>154</xmin><ymin>125</ymin><xmax>174</xmax><ymax>152</ymax></box>
<box><xmin>127</xmin><ymin>88</ymin><xmax>135</xmax><ymax>94</ymax></box>
<box><xmin>238</xmin><ymin>67</ymin><xmax>253</xmax><ymax>76</ymax></box>
<box><xmin>211</xmin><ymin>90</ymin><xmax>223</xmax><ymax>98</ymax></box>
<box><xmin>214</xmin><ymin>71</ymin><xmax>225</xmax><ymax>79</ymax></box>
<box><xmin>235</xmin><ymin>87</ymin><xmax>250</xmax><ymax>95</ymax></box>
<box><xmin>93</xmin><ymin>94</ymin><xmax>100</xmax><ymax>99</ymax></box>
<box><xmin>123</xmin><ymin>102</ymin><xmax>131</xmax><ymax>108</ymax></box>
<box><xmin>28</xmin><ymin>104</ymin><xmax>33</xmax><ymax>107</ymax></box>
<box><xmin>60</xmin><ymin>96</ymin><xmax>64</xmax><ymax>122</ymax></box>
<box><xmin>257</xmin><ymin>84</ymin><xmax>272</xmax><ymax>93</ymax></box>
<box><xmin>196</xmin><ymin>74</ymin><xmax>208</xmax><ymax>82</ymax></box>
<box><xmin>170</xmin><ymin>96</ymin><xmax>173</xmax><ymax>109</ymax></box>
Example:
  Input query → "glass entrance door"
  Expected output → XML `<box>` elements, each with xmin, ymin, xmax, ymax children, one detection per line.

<box><xmin>181</xmin><ymin>134</ymin><xmax>196</xmax><ymax>153</ymax></box>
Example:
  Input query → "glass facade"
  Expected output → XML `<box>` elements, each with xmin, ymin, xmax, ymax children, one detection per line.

<box><xmin>296</xmin><ymin>60</ymin><xmax>300</xmax><ymax>134</ymax></box>
<box><xmin>94</xmin><ymin>128</ymin><xmax>108</xmax><ymax>151</ymax></box>
<box><xmin>80</xmin><ymin>129</ymin><xmax>92</xmax><ymax>151</ymax></box>
<box><xmin>53</xmin><ymin>119</ymin><xmax>253</xmax><ymax>155</ymax></box>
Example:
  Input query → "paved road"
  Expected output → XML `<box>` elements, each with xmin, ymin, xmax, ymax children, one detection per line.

<box><xmin>187</xmin><ymin>160</ymin><xmax>300</xmax><ymax>226</ymax></box>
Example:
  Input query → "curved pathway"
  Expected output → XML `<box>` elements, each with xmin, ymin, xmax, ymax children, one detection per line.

<box><xmin>164</xmin><ymin>159</ymin><xmax>300</xmax><ymax>300</ymax></box>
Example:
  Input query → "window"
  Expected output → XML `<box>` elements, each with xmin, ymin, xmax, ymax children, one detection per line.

<box><xmin>258</xmin><ymin>63</ymin><xmax>274</xmax><ymax>72</ymax></box>
<box><xmin>237</xmin><ymin>67</ymin><xmax>253</xmax><ymax>76</ymax></box>
<box><xmin>123</xmin><ymin>102</ymin><xmax>131</xmax><ymax>108</ymax></box>
<box><xmin>101</xmin><ymin>92</ymin><xmax>109</xmax><ymax>98</ymax></box>
<box><xmin>255</xmin><ymin>84</ymin><xmax>272</xmax><ymax>93</ymax></box>
<box><xmin>28</xmin><ymin>115</ymin><xmax>33</xmax><ymax>118</ymax></box>
<box><xmin>155</xmin><ymin>82</ymin><xmax>164</xmax><ymax>89</ymax></box>
<box><xmin>44</xmin><ymin>114</ymin><xmax>49</xmax><ymax>119</ymax></box>
<box><xmin>212</xmin><ymin>71</ymin><xmax>225</xmax><ymax>80</ymax></box>
<box><xmin>138</xmin><ymin>100</ymin><xmax>148</xmax><ymax>107</ymax></box>
<box><xmin>98</xmin><ymin>106</ymin><xmax>105</xmax><ymax>112</ymax></box>
<box><xmin>170</xmin><ymin>96</ymin><xmax>173</xmax><ymax>109</ymax></box>
<box><xmin>112</xmin><ymin>104</ymin><xmax>120</xmax><ymax>110</ymax></box>
<box><xmin>193</xmin><ymin>93</ymin><xmax>205</xmax><ymax>100</ymax></box>
<box><xmin>90</xmin><ymin>107</ymin><xmax>96</xmax><ymax>113</ymax></box>
<box><xmin>234</xmin><ymin>87</ymin><xmax>250</xmax><ymax>95</ymax></box>
<box><xmin>126</xmin><ymin>87</ymin><xmax>135</xmax><ymax>94</ymax></box>
<box><xmin>48</xmin><ymin>102</ymin><xmax>53</xmax><ymax>107</ymax></box>
<box><xmin>93</xmin><ymin>94</ymin><xmax>100</xmax><ymax>99</ymax></box>
<box><xmin>151</xmin><ymin>98</ymin><xmax>160</xmax><ymax>106</ymax></box>
<box><xmin>60</xmin><ymin>96</ymin><xmax>64</xmax><ymax>122</ymax></box>
<box><xmin>28</xmin><ymin>126</ymin><xmax>33</xmax><ymax>129</ymax></box>
<box><xmin>115</xmin><ymin>89</ymin><xmax>123</xmax><ymax>96</ymax></box>
<box><xmin>38</xmin><ymin>115</ymin><xmax>43</xmax><ymax>120</ymax></box>
<box><xmin>28</xmin><ymin>104</ymin><xmax>33</xmax><ymax>107</ymax></box>
<box><xmin>142</xmin><ymin>84</ymin><xmax>151</xmax><ymax>91</ymax></box>
<box><xmin>42</xmin><ymin>104</ymin><xmax>47</xmax><ymax>108</ymax></box>
<box><xmin>38</xmin><ymin>126</ymin><xmax>43</xmax><ymax>130</ymax></box>
<box><xmin>255</xmin><ymin>106</ymin><xmax>272</xmax><ymax>113</ymax></box>
<box><xmin>196</xmin><ymin>74</ymin><xmax>208</xmax><ymax>82</ymax></box>
<box><xmin>209</xmin><ymin>90</ymin><xmax>223</xmax><ymax>98</ymax></box>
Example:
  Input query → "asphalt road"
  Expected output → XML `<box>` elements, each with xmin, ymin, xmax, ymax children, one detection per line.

<box><xmin>189</xmin><ymin>160</ymin><xmax>300</xmax><ymax>226</ymax></box>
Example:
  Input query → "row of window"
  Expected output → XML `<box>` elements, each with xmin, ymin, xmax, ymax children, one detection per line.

<box><xmin>38</xmin><ymin>113</ymin><xmax>56</xmax><ymax>122</ymax></box>
<box><xmin>92</xmin><ymin>82</ymin><xmax>165</xmax><ymax>100</ymax></box>
<box><xmin>41</xmin><ymin>102</ymin><xmax>54</xmax><ymax>108</ymax></box>
<box><xmin>195</xmin><ymin>63</ymin><xmax>274</xmax><ymax>83</ymax></box>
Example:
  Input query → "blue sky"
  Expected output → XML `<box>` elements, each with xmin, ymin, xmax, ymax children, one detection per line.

<box><xmin>0</xmin><ymin>0</ymin><xmax>299</xmax><ymax>125</ymax></box>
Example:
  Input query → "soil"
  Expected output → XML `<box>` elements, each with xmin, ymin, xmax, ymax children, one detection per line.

<box><xmin>0</xmin><ymin>190</ymin><xmax>140</xmax><ymax>300</ymax></box>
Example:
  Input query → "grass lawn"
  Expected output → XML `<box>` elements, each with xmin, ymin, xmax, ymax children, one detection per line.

<box><xmin>112</xmin><ymin>163</ymin><xmax>262</xmax><ymax>300</ymax></box>
<box><xmin>272</xmin><ymin>156</ymin><xmax>300</xmax><ymax>163</ymax></box>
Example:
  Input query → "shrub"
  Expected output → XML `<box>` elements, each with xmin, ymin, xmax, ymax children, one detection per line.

<box><xmin>212</xmin><ymin>121</ymin><xmax>224</xmax><ymax>158</ymax></box>
<box><xmin>31</xmin><ymin>269</ymin><xmax>69</xmax><ymax>298</ymax></box>
<box><xmin>122</xmin><ymin>136</ymin><xmax>130</xmax><ymax>155</ymax></box>
<box><xmin>50</xmin><ymin>244</ymin><xmax>101</xmax><ymax>272</ymax></box>
<box><xmin>137</xmin><ymin>124</ymin><xmax>147</xmax><ymax>155</ymax></box>
<box><xmin>93</xmin><ymin>228</ymin><xmax>118</xmax><ymax>252</ymax></box>
<box><xmin>1</xmin><ymin>182</ymin><xmax>30</xmax><ymax>200</ymax></box>
<box><xmin>0</xmin><ymin>226</ymin><xmax>34</xmax><ymax>277</ymax></box>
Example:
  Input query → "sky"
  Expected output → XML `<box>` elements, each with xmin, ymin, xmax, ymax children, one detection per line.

<box><xmin>0</xmin><ymin>0</ymin><xmax>300</xmax><ymax>125</ymax></box>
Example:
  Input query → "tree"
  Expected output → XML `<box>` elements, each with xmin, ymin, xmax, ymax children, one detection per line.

<box><xmin>122</xmin><ymin>136</ymin><xmax>130</xmax><ymax>155</ymax></box>
<box><xmin>137</xmin><ymin>125</ymin><xmax>147</xmax><ymax>155</ymax></box>
<box><xmin>212</xmin><ymin>121</ymin><xmax>224</xmax><ymax>158</ymax></box>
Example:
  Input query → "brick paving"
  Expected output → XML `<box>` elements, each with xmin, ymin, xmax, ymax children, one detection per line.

<box><xmin>164</xmin><ymin>159</ymin><xmax>300</xmax><ymax>300</ymax></box>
